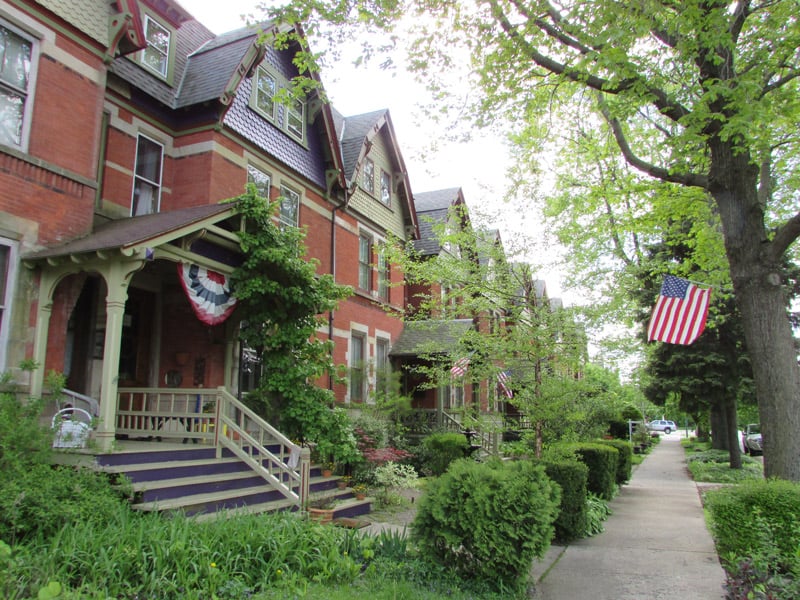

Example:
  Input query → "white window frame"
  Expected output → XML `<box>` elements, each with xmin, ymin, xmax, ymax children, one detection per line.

<box><xmin>278</xmin><ymin>184</ymin><xmax>300</xmax><ymax>227</ymax></box>
<box><xmin>0</xmin><ymin>237</ymin><xmax>18</xmax><ymax>372</ymax></box>
<box><xmin>358</xmin><ymin>234</ymin><xmax>372</xmax><ymax>291</ymax></box>
<box><xmin>0</xmin><ymin>20</ymin><xmax>38</xmax><ymax>151</ymax></box>
<box><xmin>131</xmin><ymin>133</ymin><xmax>163</xmax><ymax>216</ymax></box>
<box><xmin>140</xmin><ymin>15</ymin><xmax>171</xmax><ymax>78</ymax></box>
<box><xmin>253</xmin><ymin>66</ymin><xmax>277</xmax><ymax>121</ymax></box>
<box><xmin>375</xmin><ymin>337</ymin><xmax>390</xmax><ymax>400</ymax></box>
<box><xmin>349</xmin><ymin>331</ymin><xmax>367</xmax><ymax>402</ymax></box>
<box><xmin>247</xmin><ymin>164</ymin><xmax>271</xmax><ymax>199</ymax></box>
<box><xmin>380</xmin><ymin>169</ymin><xmax>391</xmax><ymax>205</ymax></box>
<box><xmin>285</xmin><ymin>96</ymin><xmax>306</xmax><ymax>143</ymax></box>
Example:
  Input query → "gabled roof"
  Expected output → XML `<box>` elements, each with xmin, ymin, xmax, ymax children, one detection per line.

<box><xmin>412</xmin><ymin>187</ymin><xmax>465</xmax><ymax>256</ymax></box>
<box><xmin>332</xmin><ymin>107</ymin><xmax>418</xmax><ymax>234</ymax></box>
<box><xmin>23</xmin><ymin>203</ymin><xmax>237</xmax><ymax>261</ymax></box>
<box><xmin>389</xmin><ymin>319</ymin><xmax>474</xmax><ymax>357</ymax></box>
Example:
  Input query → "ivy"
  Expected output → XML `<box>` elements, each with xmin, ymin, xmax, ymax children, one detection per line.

<box><xmin>228</xmin><ymin>188</ymin><xmax>354</xmax><ymax>455</ymax></box>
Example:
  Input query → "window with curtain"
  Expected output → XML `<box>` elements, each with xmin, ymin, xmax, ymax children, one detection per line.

<box><xmin>131</xmin><ymin>134</ymin><xmax>163</xmax><ymax>216</ymax></box>
<box><xmin>140</xmin><ymin>15</ymin><xmax>170</xmax><ymax>78</ymax></box>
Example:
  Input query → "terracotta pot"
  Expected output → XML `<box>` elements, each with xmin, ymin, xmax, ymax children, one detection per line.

<box><xmin>355</xmin><ymin>493</ymin><xmax>366</xmax><ymax>501</ymax></box>
<box><xmin>321</xmin><ymin>469</ymin><xmax>333</xmax><ymax>477</ymax></box>
<box><xmin>308</xmin><ymin>508</ymin><xmax>334</xmax><ymax>524</ymax></box>
<box><xmin>337</xmin><ymin>480</ymin><xmax>348</xmax><ymax>489</ymax></box>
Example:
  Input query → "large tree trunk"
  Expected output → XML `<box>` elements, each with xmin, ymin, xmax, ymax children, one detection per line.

<box><xmin>710</xmin><ymin>141</ymin><xmax>800</xmax><ymax>481</ymax></box>
<box><xmin>724</xmin><ymin>395</ymin><xmax>742</xmax><ymax>470</ymax></box>
<box><xmin>709</xmin><ymin>404</ymin><xmax>726</xmax><ymax>450</ymax></box>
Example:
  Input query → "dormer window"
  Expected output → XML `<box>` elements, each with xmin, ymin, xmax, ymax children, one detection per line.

<box><xmin>251</xmin><ymin>66</ymin><xmax>306</xmax><ymax>144</ymax></box>
<box><xmin>140</xmin><ymin>15</ymin><xmax>170</xmax><ymax>78</ymax></box>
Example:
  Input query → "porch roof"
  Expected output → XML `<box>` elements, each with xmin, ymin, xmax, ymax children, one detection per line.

<box><xmin>23</xmin><ymin>203</ymin><xmax>238</xmax><ymax>261</ymax></box>
<box><xmin>389</xmin><ymin>319</ymin><xmax>474</xmax><ymax>357</ymax></box>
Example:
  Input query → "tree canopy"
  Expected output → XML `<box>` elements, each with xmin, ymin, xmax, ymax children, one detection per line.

<box><xmin>268</xmin><ymin>0</ymin><xmax>800</xmax><ymax>479</ymax></box>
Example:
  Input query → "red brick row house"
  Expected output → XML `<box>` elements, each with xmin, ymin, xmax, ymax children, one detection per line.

<box><xmin>0</xmin><ymin>0</ymin><xmax>573</xmax><ymax>513</ymax></box>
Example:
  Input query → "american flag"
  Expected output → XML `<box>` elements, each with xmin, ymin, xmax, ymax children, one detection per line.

<box><xmin>497</xmin><ymin>371</ymin><xmax>513</xmax><ymax>398</ymax></box>
<box><xmin>451</xmin><ymin>357</ymin><xmax>470</xmax><ymax>377</ymax></box>
<box><xmin>647</xmin><ymin>275</ymin><xmax>711</xmax><ymax>345</ymax></box>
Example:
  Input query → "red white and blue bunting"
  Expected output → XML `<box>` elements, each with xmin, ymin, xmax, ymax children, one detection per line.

<box><xmin>178</xmin><ymin>263</ymin><xmax>237</xmax><ymax>325</ymax></box>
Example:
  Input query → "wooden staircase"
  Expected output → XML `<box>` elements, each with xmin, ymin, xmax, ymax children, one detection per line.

<box><xmin>95</xmin><ymin>445</ymin><xmax>372</xmax><ymax>522</ymax></box>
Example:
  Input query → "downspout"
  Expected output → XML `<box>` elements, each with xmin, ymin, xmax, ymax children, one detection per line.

<box><xmin>328</xmin><ymin>203</ymin><xmax>341</xmax><ymax>391</ymax></box>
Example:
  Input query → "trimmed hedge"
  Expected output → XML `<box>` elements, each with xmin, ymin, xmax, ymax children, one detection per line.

<box><xmin>705</xmin><ymin>479</ymin><xmax>800</xmax><ymax>571</ymax></box>
<box><xmin>553</xmin><ymin>442</ymin><xmax>618</xmax><ymax>500</ymax></box>
<box><xmin>420</xmin><ymin>432</ymin><xmax>469</xmax><ymax>476</ymax></box>
<box><xmin>539</xmin><ymin>458</ymin><xmax>589</xmax><ymax>543</ymax></box>
<box><xmin>597</xmin><ymin>439</ymin><xmax>633</xmax><ymax>485</ymax></box>
<box><xmin>412</xmin><ymin>458</ymin><xmax>560</xmax><ymax>592</ymax></box>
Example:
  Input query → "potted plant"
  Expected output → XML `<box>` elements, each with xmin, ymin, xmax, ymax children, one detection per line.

<box><xmin>307</xmin><ymin>498</ymin><xmax>336</xmax><ymax>524</ymax></box>
<box><xmin>337</xmin><ymin>475</ymin><xmax>351</xmax><ymax>490</ymax></box>
<box><xmin>321</xmin><ymin>461</ymin><xmax>336</xmax><ymax>477</ymax></box>
<box><xmin>352</xmin><ymin>483</ymin><xmax>368</xmax><ymax>500</ymax></box>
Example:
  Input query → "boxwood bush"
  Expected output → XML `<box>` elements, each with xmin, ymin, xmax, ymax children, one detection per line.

<box><xmin>539</xmin><ymin>458</ymin><xmax>589</xmax><ymax>543</ymax></box>
<box><xmin>705</xmin><ymin>479</ymin><xmax>800</xmax><ymax>572</ymax></box>
<box><xmin>412</xmin><ymin>458</ymin><xmax>559</xmax><ymax>592</ymax></box>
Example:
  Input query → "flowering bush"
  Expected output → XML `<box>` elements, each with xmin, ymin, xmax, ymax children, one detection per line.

<box><xmin>374</xmin><ymin>461</ymin><xmax>418</xmax><ymax>505</ymax></box>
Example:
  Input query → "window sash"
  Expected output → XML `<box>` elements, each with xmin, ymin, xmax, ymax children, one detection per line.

<box><xmin>142</xmin><ymin>16</ymin><xmax>169</xmax><ymax>77</ymax></box>
<box><xmin>350</xmin><ymin>334</ymin><xmax>365</xmax><ymax>401</ymax></box>
<box><xmin>247</xmin><ymin>165</ymin><xmax>271</xmax><ymax>199</ymax></box>
<box><xmin>286</xmin><ymin>98</ymin><xmax>305</xmax><ymax>141</ymax></box>
<box><xmin>362</xmin><ymin>159</ymin><xmax>374</xmax><ymax>194</ymax></box>
<box><xmin>377</xmin><ymin>250</ymin><xmax>389</xmax><ymax>300</ymax></box>
<box><xmin>255</xmin><ymin>69</ymin><xmax>276</xmax><ymax>119</ymax></box>
<box><xmin>131</xmin><ymin>135</ymin><xmax>163</xmax><ymax>216</ymax></box>
<box><xmin>358</xmin><ymin>235</ymin><xmax>372</xmax><ymax>290</ymax></box>
<box><xmin>0</xmin><ymin>24</ymin><xmax>32</xmax><ymax>148</ymax></box>
<box><xmin>380</xmin><ymin>170</ymin><xmax>391</xmax><ymax>205</ymax></box>
<box><xmin>278</xmin><ymin>186</ymin><xmax>299</xmax><ymax>227</ymax></box>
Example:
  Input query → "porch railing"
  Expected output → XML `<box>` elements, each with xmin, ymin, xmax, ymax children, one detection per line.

<box><xmin>116</xmin><ymin>387</ymin><xmax>310</xmax><ymax>508</ymax></box>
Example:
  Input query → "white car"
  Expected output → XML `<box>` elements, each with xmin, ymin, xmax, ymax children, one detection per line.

<box><xmin>647</xmin><ymin>419</ymin><xmax>677</xmax><ymax>434</ymax></box>
<box><xmin>741</xmin><ymin>424</ymin><xmax>763</xmax><ymax>456</ymax></box>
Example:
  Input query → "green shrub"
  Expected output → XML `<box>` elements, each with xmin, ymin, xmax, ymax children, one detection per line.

<box><xmin>583</xmin><ymin>493</ymin><xmax>612</xmax><ymax>537</ymax></box>
<box><xmin>552</xmin><ymin>442</ymin><xmax>618</xmax><ymax>500</ymax></box>
<box><xmin>597</xmin><ymin>439</ymin><xmax>633</xmax><ymax>485</ymax></box>
<box><xmin>419</xmin><ymin>432</ymin><xmax>468</xmax><ymax>476</ymax></box>
<box><xmin>705</xmin><ymin>479</ymin><xmax>800</xmax><ymax>572</ymax></box>
<box><xmin>539</xmin><ymin>458</ymin><xmax>589</xmax><ymax>543</ymax></box>
<box><xmin>607</xmin><ymin>420</ymin><xmax>630</xmax><ymax>440</ymax></box>
<box><xmin>412</xmin><ymin>458</ymin><xmax>559</xmax><ymax>592</ymax></box>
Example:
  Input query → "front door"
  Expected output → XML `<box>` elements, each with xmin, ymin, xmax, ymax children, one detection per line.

<box><xmin>118</xmin><ymin>287</ymin><xmax>155</xmax><ymax>387</ymax></box>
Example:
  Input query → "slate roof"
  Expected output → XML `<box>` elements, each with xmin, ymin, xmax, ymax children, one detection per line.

<box><xmin>332</xmin><ymin>108</ymin><xmax>389</xmax><ymax>185</ymax></box>
<box><xmin>412</xmin><ymin>188</ymin><xmax>463</xmax><ymax>256</ymax></box>
<box><xmin>38</xmin><ymin>0</ymin><xmax>110</xmax><ymax>46</ymax></box>
<box><xmin>389</xmin><ymin>319</ymin><xmax>474</xmax><ymax>357</ymax></box>
<box><xmin>23</xmin><ymin>203</ymin><xmax>236</xmax><ymax>260</ymax></box>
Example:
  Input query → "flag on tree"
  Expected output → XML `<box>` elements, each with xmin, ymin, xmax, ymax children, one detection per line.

<box><xmin>451</xmin><ymin>357</ymin><xmax>470</xmax><ymax>377</ymax></box>
<box><xmin>647</xmin><ymin>275</ymin><xmax>711</xmax><ymax>345</ymax></box>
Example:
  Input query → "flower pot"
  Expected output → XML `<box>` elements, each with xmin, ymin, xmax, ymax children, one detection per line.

<box><xmin>355</xmin><ymin>492</ymin><xmax>366</xmax><ymax>501</ymax></box>
<box><xmin>337</xmin><ymin>479</ymin><xmax>348</xmax><ymax>489</ymax></box>
<box><xmin>308</xmin><ymin>508</ymin><xmax>334</xmax><ymax>524</ymax></box>
<box><xmin>321</xmin><ymin>469</ymin><xmax>333</xmax><ymax>477</ymax></box>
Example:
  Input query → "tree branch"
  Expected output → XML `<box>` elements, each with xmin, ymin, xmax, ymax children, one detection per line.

<box><xmin>598</xmin><ymin>98</ymin><xmax>709</xmax><ymax>189</ymax></box>
<box><xmin>769</xmin><ymin>210</ymin><xmax>800</xmax><ymax>260</ymax></box>
<box><xmin>489</xmin><ymin>0</ymin><xmax>693</xmax><ymax>124</ymax></box>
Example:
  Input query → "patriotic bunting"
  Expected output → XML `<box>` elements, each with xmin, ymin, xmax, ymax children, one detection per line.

<box><xmin>178</xmin><ymin>263</ymin><xmax>238</xmax><ymax>325</ymax></box>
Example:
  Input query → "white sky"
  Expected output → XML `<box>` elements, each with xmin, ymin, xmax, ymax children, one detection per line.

<box><xmin>178</xmin><ymin>0</ymin><xmax>569</xmax><ymax>303</ymax></box>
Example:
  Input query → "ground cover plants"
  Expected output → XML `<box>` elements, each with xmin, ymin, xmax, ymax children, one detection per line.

<box><xmin>683</xmin><ymin>438</ymin><xmax>800</xmax><ymax>598</ymax></box>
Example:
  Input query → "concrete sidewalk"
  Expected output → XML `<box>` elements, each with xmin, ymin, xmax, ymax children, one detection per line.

<box><xmin>531</xmin><ymin>434</ymin><xmax>726</xmax><ymax>599</ymax></box>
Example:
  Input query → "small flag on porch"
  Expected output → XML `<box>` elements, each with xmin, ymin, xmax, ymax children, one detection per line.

<box><xmin>647</xmin><ymin>275</ymin><xmax>711</xmax><ymax>345</ymax></box>
<box><xmin>497</xmin><ymin>370</ymin><xmax>513</xmax><ymax>398</ymax></box>
<box><xmin>451</xmin><ymin>357</ymin><xmax>470</xmax><ymax>377</ymax></box>
<box><xmin>178</xmin><ymin>263</ymin><xmax>238</xmax><ymax>325</ymax></box>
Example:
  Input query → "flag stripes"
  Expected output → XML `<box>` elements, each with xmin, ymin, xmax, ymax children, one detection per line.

<box><xmin>647</xmin><ymin>275</ymin><xmax>711</xmax><ymax>345</ymax></box>
<box><xmin>451</xmin><ymin>357</ymin><xmax>470</xmax><ymax>376</ymax></box>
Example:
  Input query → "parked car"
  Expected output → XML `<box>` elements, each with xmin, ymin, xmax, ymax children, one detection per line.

<box><xmin>647</xmin><ymin>419</ymin><xmax>677</xmax><ymax>434</ymax></box>
<box><xmin>741</xmin><ymin>424</ymin><xmax>763</xmax><ymax>456</ymax></box>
